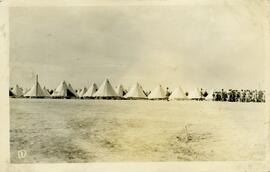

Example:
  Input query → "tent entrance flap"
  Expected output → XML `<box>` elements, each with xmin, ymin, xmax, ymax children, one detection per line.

<box><xmin>67</xmin><ymin>89</ymin><xmax>76</xmax><ymax>97</ymax></box>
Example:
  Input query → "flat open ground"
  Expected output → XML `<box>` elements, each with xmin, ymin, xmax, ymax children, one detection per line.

<box><xmin>10</xmin><ymin>99</ymin><xmax>267</xmax><ymax>163</ymax></box>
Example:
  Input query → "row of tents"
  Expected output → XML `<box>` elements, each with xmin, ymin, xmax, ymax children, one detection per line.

<box><xmin>10</xmin><ymin>75</ymin><xmax>207</xmax><ymax>100</ymax></box>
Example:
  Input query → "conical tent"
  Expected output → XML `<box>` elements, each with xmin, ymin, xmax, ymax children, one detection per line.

<box><xmin>169</xmin><ymin>86</ymin><xmax>188</xmax><ymax>100</ymax></box>
<box><xmin>78</xmin><ymin>87</ymin><xmax>87</xmax><ymax>97</ymax></box>
<box><xmin>94</xmin><ymin>79</ymin><xmax>118</xmax><ymax>98</ymax></box>
<box><xmin>124</xmin><ymin>82</ymin><xmax>147</xmax><ymax>99</ymax></box>
<box><xmin>52</xmin><ymin>80</ymin><xmax>78</xmax><ymax>98</ymax></box>
<box><xmin>24</xmin><ymin>76</ymin><xmax>46</xmax><ymax>98</ymax></box>
<box><xmin>205</xmin><ymin>89</ymin><xmax>214</xmax><ymax>100</ymax></box>
<box><xmin>148</xmin><ymin>85</ymin><xmax>166</xmax><ymax>100</ymax></box>
<box><xmin>23</xmin><ymin>88</ymin><xmax>30</xmax><ymax>95</ymax></box>
<box><xmin>83</xmin><ymin>83</ymin><xmax>98</xmax><ymax>98</ymax></box>
<box><xmin>188</xmin><ymin>88</ymin><xmax>202</xmax><ymax>100</ymax></box>
<box><xmin>67</xmin><ymin>83</ymin><xmax>78</xmax><ymax>97</ymax></box>
<box><xmin>19</xmin><ymin>87</ymin><xmax>23</xmax><ymax>94</ymax></box>
<box><xmin>11</xmin><ymin>85</ymin><xmax>24</xmax><ymax>97</ymax></box>
<box><xmin>115</xmin><ymin>84</ymin><xmax>124</xmax><ymax>97</ymax></box>
<box><xmin>140</xmin><ymin>85</ymin><xmax>148</xmax><ymax>96</ymax></box>
<box><xmin>43</xmin><ymin>86</ymin><xmax>51</xmax><ymax>97</ymax></box>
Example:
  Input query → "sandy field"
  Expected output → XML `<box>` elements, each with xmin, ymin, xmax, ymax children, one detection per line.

<box><xmin>10</xmin><ymin>99</ymin><xmax>267</xmax><ymax>163</ymax></box>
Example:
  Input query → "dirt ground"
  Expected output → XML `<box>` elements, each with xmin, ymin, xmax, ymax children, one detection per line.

<box><xmin>10</xmin><ymin>99</ymin><xmax>267</xmax><ymax>163</ymax></box>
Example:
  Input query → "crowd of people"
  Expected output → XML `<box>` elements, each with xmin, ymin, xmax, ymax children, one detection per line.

<box><xmin>204</xmin><ymin>89</ymin><xmax>266</xmax><ymax>102</ymax></box>
<box><xmin>145</xmin><ymin>88</ymin><xmax>266</xmax><ymax>103</ymax></box>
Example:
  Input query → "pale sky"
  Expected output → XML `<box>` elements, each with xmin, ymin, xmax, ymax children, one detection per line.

<box><xmin>10</xmin><ymin>4</ymin><xmax>267</xmax><ymax>91</ymax></box>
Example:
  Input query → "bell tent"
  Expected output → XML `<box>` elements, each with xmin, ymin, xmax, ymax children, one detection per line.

<box><xmin>188</xmin><ymin>88</ymin><xmax>203</xmax><ymax>100</ymax></box>
<box><xmin>67</xmin><ymin>83</ymin><xmax>79</xmax><ymax>97</ymax></box>
<box><xmin>11</xmin><ymin>84</ymin><xmax>24</xmax><ymax>97</ymax></box>
<box><xmin>124</xmin><ymin>82</ymin><xmax>147</xmax><ymax>99</ymax></box>
<box><xmin>52</xmin><ymin>80</ymin><xmax>78</xmax><ymax>98</ymax></box>
<box><xmin>24</xmin><ymin>75</ymin><xmax>46</xmax><ymax>98</ymax></box>
<box><xmin>93</xmin><ymin>79</ymin><xmax>118</xmax><ymax>99</ymax></box>
<box><xmin>169</xmin><ymin>86</ymin><xmax>188</xmax><ymax>100</ymax></box>
<box><xmin>43</xmin><ymin>86</ymin><xmax>51</xmax><ymax>97</ymax></box>
<box><xmin>83</xmin><ymin>83</ymin><xmax>98</xmax><ymax>98</ymax></box>
<box><xmin>78</xmin><ymin>87</ymin><xmax>87</xmax><ymax>97</ymax></box>
<box><xmin>148</xmin><ymin>85</ymin><xmax>167</xmax><ymax>100</ymax></box>
<box><xmin>205</xmin><ymin>89</ymin><xmax>214</xmax><ymax>101</ymax></box>
<box><xmin>115</xmin><ymin>84</ymin><xmax>125</xmax><ymax>97</ymax></box>
<box><xmin>23</xmin><ymin>88</ymin><xmax>30</xmax><ymax>95</ymax></box>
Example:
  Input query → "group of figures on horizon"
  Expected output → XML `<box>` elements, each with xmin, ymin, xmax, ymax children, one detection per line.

<box><xmin>210</xmin><ymin>89</ymin><xmax>265</xmax><ymax>103</ymax></box>
<box><xmin>9</xmin><ymin>75</ymin><xmax>266</xmax><ymax>103</ymax></box>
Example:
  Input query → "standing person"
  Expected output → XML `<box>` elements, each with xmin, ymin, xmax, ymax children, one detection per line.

<box><xmin>263</xmin><ymin>91</ymin><xmax>266</xmax><ymax>102</ymax></box>
<box><xmin>221</xmin><ymin>89</ymin><xmax>224</xmax><ymax>101</ymax></box>
<box><xmin>165</xmin><ymin>87</ymin><xmax>171</xmax><ymax>101</ymax></box>
<box><xmin>236</xmin><ymin>90</ymin><xmax>239</xmax><ymax>102</ymax></box>
<box><xmin>216</xmin><ymin>92</ymin><xmax>221</xmax><ymax>101</ymax></box>
<box><xmin>212</xmin><ymin>91</ymin><xmax>216</xmax><ymax>101</ymax></box>
<box><xmin>240</xmin><ymin>90</ymin><xmax>244</xmax><ymax>102</ymax></box>
<box><xmin>228</xmin><ymin>89</ymin><xmax>232</xmax><ymax>102</ymax></box>
<box><xmin>232</xmin><ymin>89</ymin><xmax>235</xmax><ymax>102</ymax></box>
<box><xmin>200</xmin><ymin>88</ymin><xmax>204</xmax><ymax>100</ymax></box>
<box><xmin>258</xmin><ymin>90</ymin><xmax>264</xmax><ymax>102</ymax></box>
<box><xmin>221</xmin><ymin>89</ymin><xmax>228</xmax><ymax>101</ymax></box>
<box><xmin>254</xmin><ymin>90</ymin><xmax>258</xmax><ymax>102</ymax></box>
<box><xmin>244</xmin><ymin>90</ymin><xmax>247</xmax><ymax>102</ymax></box>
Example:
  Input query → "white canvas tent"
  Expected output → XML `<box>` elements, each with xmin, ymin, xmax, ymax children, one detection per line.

<box><xmin>93</xmin><ymin>79</ymin><xmax>118</xmax><ymax>98</ymax></box>
<box><xmin>188</xmin><ymin>88</ymin><xmax>203</xmax><ymax>100</ymax></box>
<box><xmin>124</xmin><ymin>82</ymin><xmax>147</xmax><ymax>99</ymax></box>
<box><xmin>19</xmin><ymin>87</ymin><xmax>23</xmax><ymax>94</ymax></box>
<box><xmin>148</xmin><ymin>85</ymin><xmax>167</xmax><ymax>100</ymax></box>
<box><xmin>23</xmin><ymin>88</ymin><xmax>30</xmax><ymax>95</ymax></box>
<box><xmin>83</xmin><ymin>83</ymin><xmax>98</xmax><ymax>98</ymax></box>
<box><xmin>169</xmin><ymin>86</ymin><xmax>188</xmax><ymax>100</ymax></box>
<box><xmin>67</xmin><ymin>83</ymin><xmax>79</xmax><ymax>97</ymax></box>
<box><xmin>43</xmin><ymin>86</ymin><xmax>51</xmax><ymax>97</ymax></box>
<box><xmin>24</xmin><ymin>75</ymin><xmax>46</xmax><ymax>98</ymax></box>
<box><xmin>205</xmin><ymin>89</ymin><xmax>214</xmax><ymax>100</ymax></box>
<box><xmin>78</xmin><ymin>87</ymin><xmax>87</xmax><ymax>97</ymax></box>
<box><xmin>52</xmin><ymin>80</ymin><xmax>78</xmax><ymax>98</ymax></box>
<box><xmin>11</xmin><ymin>85</ymin><xmax>24</xmax><ymax>97</ymax></box>
<box><xmin>115</xmin><ymin>84</ymin><xmax>125</xmax><ymax>97</ymax></box>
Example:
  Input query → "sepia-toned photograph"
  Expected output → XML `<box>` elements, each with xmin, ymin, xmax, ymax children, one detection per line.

<box><xmin>8</xmin><ymin>2</ymin><xmax>268</xmax><ymax>164</ymax></box>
